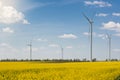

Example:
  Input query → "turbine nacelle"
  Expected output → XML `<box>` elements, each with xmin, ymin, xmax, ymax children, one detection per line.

<box><xmin>82</xmin><ymin>13</ymin><xmax>94</xmax><ymax>24</ymax></box>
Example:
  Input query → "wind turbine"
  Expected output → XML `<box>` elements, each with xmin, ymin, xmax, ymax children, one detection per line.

<box><xmin>106</xmin><ymin>34</ymin><xmax>112</xmax><ymax>61</ymax></box>
<box><xmin>83</xmin><ymin>13</ymin><xmax>94</xmax><ymax>62</ymax></box>
<box><xmin>60</xmin><ymin>45</ymin><xmax>64</xmax><ymax>60</ymax></box>
<box><xmin>27</xmin><ymin>41</ymin><xmax>32</xmax><ymax>60</ymax></box>
<box><xmin>48</xmin><ymin>41</ymin><xmax>64</xmax><ymax>60</ymax></box>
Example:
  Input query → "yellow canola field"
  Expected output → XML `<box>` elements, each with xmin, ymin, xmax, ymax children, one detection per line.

<box><xmin>0</xmin><ymin>62</ymin><xmax>120</xmax><ymax>80</ymax></box>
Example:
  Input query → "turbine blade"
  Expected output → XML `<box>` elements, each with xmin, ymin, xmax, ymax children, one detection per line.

<box><xmin>106</xmin><ymin>33</ymin><xmax>112</xmax><ymax>39</ymax></box>
<box><xmin>82</xmin><ymin>13</ymin><xmax>91</xmax><ymax>23</ymax></box>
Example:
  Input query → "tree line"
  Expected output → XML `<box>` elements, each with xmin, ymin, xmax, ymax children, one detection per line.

<box><xmin>0</xmin><ymin>58</ymin><xmax>119</xmax><ymax>62</ymax></box>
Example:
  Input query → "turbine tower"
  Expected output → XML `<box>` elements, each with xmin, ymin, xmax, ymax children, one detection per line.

<box><xmin>48</xmin><ymin>41</ymin><xmax>64</xmax><ymax>60</ymax></box>
<box><xmin>59</xmin><ymin>45</ymin><xmax>64</xmax><ymax>60</ymax></box>
<box><xmin>83</xmin><ymin>13</ymin><xmax>94</xmax><ymax>62</ymax></box>
<box><xmin>27</xmin><ymin>41</ymin><xmax>32</xmax><ymax>60</ymax></box>
<box><xmin>106</xmin><ymin>34</ymin><xmax>111</xmax><ymax>61</ymax></box>
<box><xmin>61</xmin><ymin>46</ymin><xmax>64</xmax><ymax>60</ymax></box>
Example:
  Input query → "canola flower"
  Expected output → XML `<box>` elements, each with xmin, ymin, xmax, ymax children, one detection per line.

<box><xmin>0</xmin><ymin>62</ymin><xmax>120</xmax><ymax>80</ymax></box>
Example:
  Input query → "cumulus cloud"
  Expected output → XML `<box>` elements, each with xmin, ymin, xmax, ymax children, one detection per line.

<box><xmin>58</xmin><ymin>34</ymin><xmax>77</xmax><ymax>39</ymax></box>
<box><xmin>83</xmin><ymin>32</ymin><xmax>90</xmax><ymax>36</ymax></box>
<box><xmin>25</xmin><ymin>47</ymin><xmax>39</xmax><ymax>52</ymax></box>
<box><xmin>49</xmin><ymin>44</ymin><xmax>59</xmax><ymax>48</ymax></box>
<box><xmin>29</xmin><ymin>3</ymin><xmax>55</xmax><ymax>11</ymax></box>
<box><xmin>83</xmin><ymin>32</ymin><xmax>96</xmax><ymax>36</ymax></box>
<box><xmin>0</xmin><ymin>43</ymin><xmax>18</xmax><ymax>54</ymax></box>
<box><xmin>113</xmin><ymin>49</ymin><xmax>120</xmax><ymax>52</ymax></box>
<box><xmin>98</xmin><ymin>34</ymin><xmax>108</xmax><ymax>39</ymax></box>
<box><xmin>102</xmin><ymin>21</ymin><xmax>120</xmax><ymax>32</ymax></box>
<box><xmin>0</xmin><ymin>1</ymin><xmax>29</xmax><ymax>24</ymax></box>
<box><xmin>36</xmin><ymin>38</ymin><xmax>48</xmax><ymax>42</ymax></box>
<box><xmin>2</xmin><ymin>27</ymin><xmax>14</xmax><ymax>33</ymax></box>
<box><xmin>0</xmin><ymin>43</ymin><xmax>10</xmax><ymax>47</ymax></box>
<box><xmin>96</xmin><ymin>13</ymin><xmax>108</xmax><ymax>17</ymax></box>
<box><xmin>112</xmin><ymin>13</ymin><xmax>120</xmax><ymax>17</ymax></box>
<box><xmin>83</xmin><ymin>32</ymin><xmax>107</xmax><ymax>39</ymax></box>
<box><xmin>66</xmin><ymin>46</ymin><xmax>73</xmax><ymax>49</ymax></box>
<box><xmin>84</xmin><ymin>1</ymin><xmax>112</xmax><ymax>7</ymax></box>
<box><xmin>114</xmin><ymin>33</ymin><xmax>120</xmax><ymax>36</ymax></box>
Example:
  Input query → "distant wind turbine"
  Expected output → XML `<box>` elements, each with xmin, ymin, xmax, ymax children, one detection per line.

<box><xmin>48</xmin><ymin>41</ymin><xmax>64</xmax><ymax>60</ymax></box>
<box><xmin>83</xmin><ymin>13</ymin><xmax>94</xmax><ymax>62</ymax></box>
<box><xmin>27</xmin><ymin>41</ymin><xmax>32</xmax><ymax>60</ymax></box>
<box><xmin>60</xmin><ymin>45</ymin><xmax>64</xmax><ymax>60</ymax></box>
<box><xmin>106</xmin><ymin>34</ymin><xmax>112</xmax><ymax>61</ymax></box>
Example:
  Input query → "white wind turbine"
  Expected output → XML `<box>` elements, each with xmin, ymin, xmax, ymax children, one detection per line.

<box><xmin>27</xmin><ymin>41</ymin><xmax>32</xmax><ymax>60</ymax></box>
<box><xmin>106</xmin><ymin>34</ymin><xmax>112</xmax><ymax>61</ymax></box>
<box><xmin>83</xmin><ymin>13</ymin><xmax>94</xmax><ymax>62</ymax></box>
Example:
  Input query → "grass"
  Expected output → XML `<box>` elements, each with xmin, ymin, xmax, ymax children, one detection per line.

<box><xmin>0</xmin><ymin>62</ymin><xmax>120</xmax><ymax>80</ymax></box>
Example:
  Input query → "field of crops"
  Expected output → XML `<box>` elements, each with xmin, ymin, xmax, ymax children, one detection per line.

<box><xmin>0</xmin><ymin>62</ymin><xmax>120</xmax><ymax>80</ymax></box>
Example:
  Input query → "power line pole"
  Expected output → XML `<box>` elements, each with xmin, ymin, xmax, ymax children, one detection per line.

<box><xmin>83</xmin><ymin>13</ymin><xmax>94</xmax><ymax>62</ymax></box>
<box><xmin>28</xmin><ymin>41</ymin><xmax>32</xmax><ymax>60</ymax></box>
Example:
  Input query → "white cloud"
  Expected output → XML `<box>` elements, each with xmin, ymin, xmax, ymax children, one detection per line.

<box><xmin>98</xmin><ymin>34</ymin><xmax>107</xmax><ymax>39</ymax></box>
<box><xmin>83</xmin><ymin>32</ymin><xmax>90</xmax><ymax>36</ymax></box>
<box><xmin>83</xmin><ymin>32</ymin><xmax>96</xmax><ymax>36</ymax></box>
<box><xmin>96</xmin><ymin>13</ymin><xmax>108</xmax><ymax>17</ymax></box>
<box><xmin>23</xmin><ymin>46</ymin><xmax>47</xmax><ymax>53</ymax></box>
<box><xmin>37</xmin><ymin>38</ymin><xmax>48</xmax><ymax>42</ymax></box>
<box><xmin>23</xmin><ymin>20</ymin><xmax>30</xmax><ymax>24</ymax></box>
<box><xmin>18</xmin><ymin>0</ymin><xmax>55</xmax><ymax>12</ymax></box>
<box><xmin>0</xmin><ymin>1</ymin><xmax>29</xmax><ymax>24</ymax></box>
<box><xmin>39</xmin><ymin>47</ymin><xmax>47</xmax><ymax>50</ymax></box>
<box><xmin>98</xmin><ymin>34</ymin><xmax>104</xmax><ymax>37</ymax></box>
<box><xmin>112</xmin><ymin>13</ymin><xmax>120</xmax><ymax>17</ymax></box>
<box><xmin>102</xmin><ymin>21</ymin><xmax>120</xmax><ymax>32</ymax></box>
<box><xmin>84</xmin><ymin>1</ymin><xmax>112</xmax><ymax>7</ymax></box>
<box><xmin>113</xmin><ymin>49</ymin><xmax>120</xmax><ymax>52</ymax></box>
<box><xmin>0</xmin><ymin>43</ymin><xmax>18</xmax><ymax>53</ymax></box>
<box><xmin>0</xmin><ymin>43</ymin><xmax>10</xmax><ymax>47</ymax></box>
<box><xmin>66</xmin><ymin>46</ymin><xmax>73</xmax><ymax>49</ymax></box>
<box><xmin>2</xmin><ymin>27</ymin><xmax>14</xmax><ymax>33</ymax></box>
<box><xmin>32</xmin><ymin>47</ymin><xmax>39</xmax><ymax>52</ymax></box>
<box><xmin>114</xmin><ymin>33</ymin><xmax>120</xmax><ymax>37</ymax></box>
<box><xmin>83</xmin><ymin>32</ymin><xmax>108</xmax><ymax>39</ymax></box>
<box><xmin>58</xmin><ymin>34</ymin><xmax>77</xmax><ymax>39</ymax></box>
<box><xmin>49</xmin><ymin>44</ymin><xmax>59</xmax><ymax>48</ymax></box>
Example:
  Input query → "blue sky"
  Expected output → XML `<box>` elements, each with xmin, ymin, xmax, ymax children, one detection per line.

<box><xmin>0</xmin><ymin>0</ymin><xmax>120</xmax><ymax>60</ymax></box>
